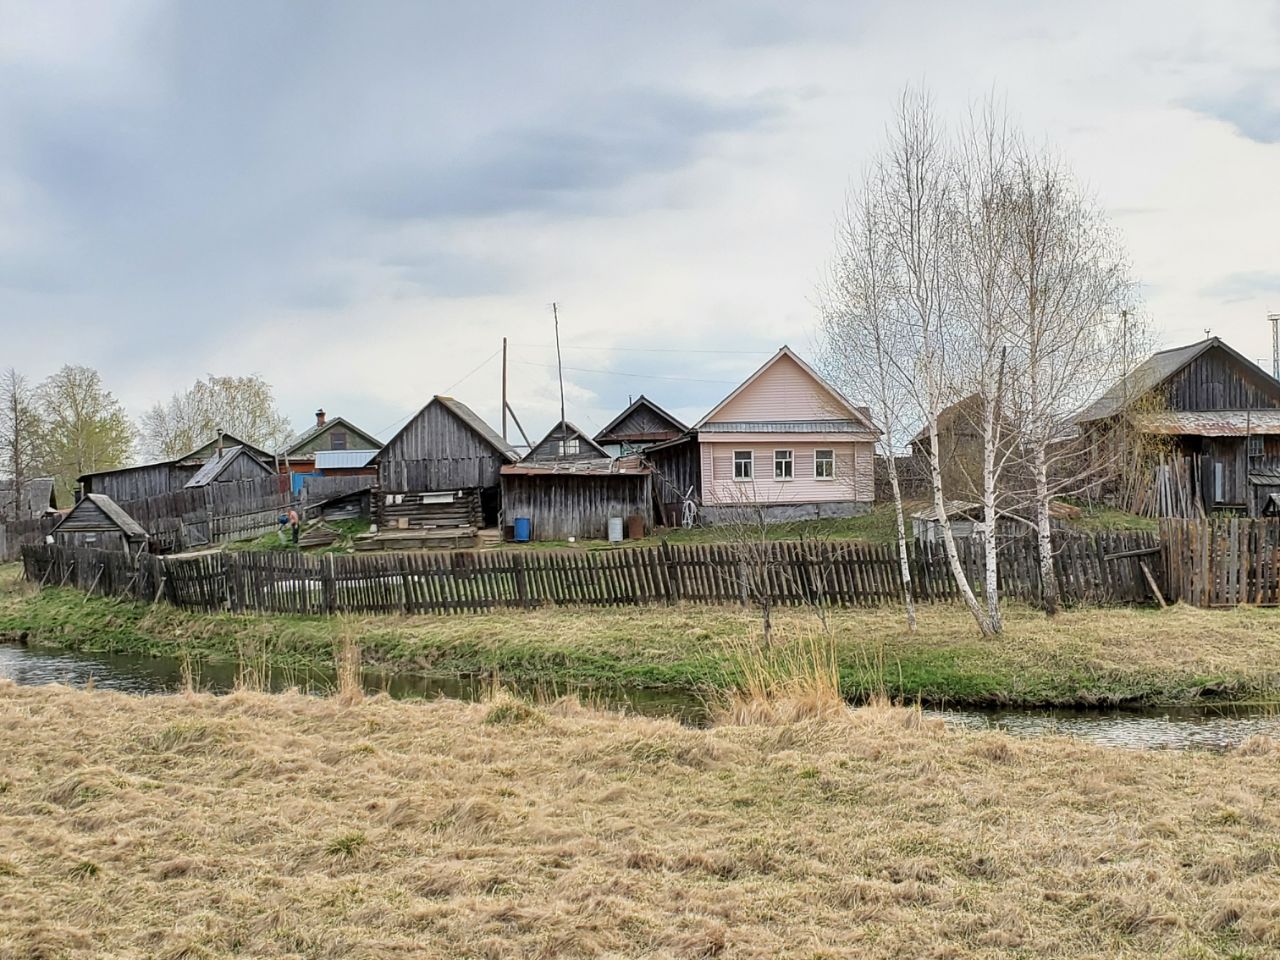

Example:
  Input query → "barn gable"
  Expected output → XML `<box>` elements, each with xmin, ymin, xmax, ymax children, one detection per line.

<box><xmin>525</xmin><ymin>421</ymin><xmax>610</xmax><ymax>461</ymax></box>
<box><xmin>594</xmin><ymin>396</ymin><xmax>687</xmax><ymax>448</ymax></box>
<box><xmin>377</xmin><ymin>396</ymin><xmax>517</xmax><ymax>491</ymax></box>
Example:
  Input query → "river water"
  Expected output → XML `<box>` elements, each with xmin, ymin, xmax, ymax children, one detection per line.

<box><xmin>2</xmin><ymin>641</ymin><xmax>1277</xmax><ymax>751</ymax></box>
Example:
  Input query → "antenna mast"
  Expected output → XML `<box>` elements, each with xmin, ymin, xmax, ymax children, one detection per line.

<box><xmin>1270</xmin><ymin>313</ymin><xmax>1280</xmax><ymax>380</ymax></box>
<box><xmin>553</xmin><ymin>302</ymin><xmax>567</xmax><ymax>453</ymax></box>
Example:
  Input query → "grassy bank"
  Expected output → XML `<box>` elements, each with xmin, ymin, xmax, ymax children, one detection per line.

<box><xmin>3</xmin><ymin>564</ymin><xmax>1278</xmax><ymax>706</ymax></box>
<box><xmin>3</xmin><ymin>683</ymin><xmax>1279</xmax><ymax>958</ymax></box>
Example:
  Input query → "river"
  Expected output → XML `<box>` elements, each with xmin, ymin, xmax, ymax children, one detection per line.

<box><xmin>2</xmin><ymin>641</ymin><xmax>1276</xmax><ymax>751</ymax></box>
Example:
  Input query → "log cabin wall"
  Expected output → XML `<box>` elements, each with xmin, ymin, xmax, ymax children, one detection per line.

<box><xmin>500</xmin><ymin>474</ymin><xmax>652</xmax><ymax>541</ymax></box>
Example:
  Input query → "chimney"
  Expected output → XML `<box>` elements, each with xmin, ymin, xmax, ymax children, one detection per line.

<box><xmin>315</xmin><ymin>408</ymin><xmax>326</xmax><ymax>428</ymax></box>
<box><xmin>216</xmin><ymin>429</ymin><xmax>225</xmax><ymax>459</ymax></box>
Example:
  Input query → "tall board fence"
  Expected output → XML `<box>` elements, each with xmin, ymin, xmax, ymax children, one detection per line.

<box><xmin>1161</xmin><ymin>518</ymin><xmax>1280</xmax><ymax>607</ymax></box>
<box><xmin>20</xmin><ymin>529</ymin><xmax>1162</xmax><ymax>616</ymax></box>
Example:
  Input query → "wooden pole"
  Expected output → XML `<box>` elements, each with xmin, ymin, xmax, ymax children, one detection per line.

<box><xmin>501</xmin><ymin>336</ymin><xmax>509</xmax><ymax>443</ymax></box>
<box><xmin>553</xmin><ymin>302</ymin><xmax>566</xmax><ymax>451</ymax></box>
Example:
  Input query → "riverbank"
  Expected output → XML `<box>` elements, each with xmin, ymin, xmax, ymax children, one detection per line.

<box><xmin>3</xmin><ymin>563</ymin><xmax>1278</xmax><ymax>707</ymax></box>
<box><xmin>3</xmin><ymin>682</ymin><xmax>1278</xmax><ymax>958</ymax></box>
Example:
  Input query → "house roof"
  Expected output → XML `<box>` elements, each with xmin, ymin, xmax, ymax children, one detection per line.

<box><xmin>78</xmin><ymin>432</ymin><xmax>273</xmax><ymax>483</ymax></box>
<box><xmin>528</xmin><ymin>420</ymin><xmax>611</xmax><ymax>459</ymax></box>
<box><xmin>183</xmin><ymin>446</ymin><xmax>271</xmax><ymax>488</ymax></box>
<box><xmin>1076</xmin><ymin>337</ymin><xmax>1280</xmax><ymax>423</ymax></box>
<box><xmin>382</xmin><ymin>396</ymin><xmax>519</xmax><ymax>464</ymax></box>
<box><xmin>314</xmin><ymin>449</ymin><xmax>380</xmax><ymax>469</ymax></box>
<box><xmin>1131</xmin><ymin>410</ymin><xmax>1280</xmax><ymax>436</ymax></box>
<box><xmin>54</xmin><ymin>494</ymin><xmax>148</xmax><ymax>539</ymax></box>
<box><xmin>0</xmin><ymin>477</ymin><xmax>56</xmax><ymax>520</ymax></box>
<box><xmin>593</xmin><ymin>395</ymin><xmax>688</xmax><ymax>443</ymax></box>
<box><xmin>693</xmin><ymin>346</ymin><xmax>879</xmax><ymax>432</ymax></box>
<box><xmin>911</xmin><ymin>500</ymin><xmax>982</xmax><ymax>522</ymax></box>
<box><xmin>501</xmin><ymin>454</ymin><xmax>651</xmax><ymax>477</ymax></box>
<box><xmin>281</xmin><ymin>416</ymin><xmax>383</xmax><ymax>457</ymax></box>
<box><xmin>698</xmin><ymin>420</ymin><xmax>877</xmax><ymax>434</ymax></box>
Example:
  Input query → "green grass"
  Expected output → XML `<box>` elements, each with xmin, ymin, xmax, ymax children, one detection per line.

<box><xmin>1069</xmin><ymin>503</ymin><xmax>1159</xmax><ymax>534</ymax></box>
<box><xmin>3</xmin><ymin>562</ymin><xmax>1278</xmax><ymax>708</ymax></box>
<box><xmin>224</xmin><ymin>519</ymin><xmax>372</xmax><ymax>554</ymax></box>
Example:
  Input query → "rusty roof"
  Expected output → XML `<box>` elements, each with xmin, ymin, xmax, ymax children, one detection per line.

<box><xmin>501</xmin><ymin>455</ymin><xmax>651</xmax><ymax>477</ymax></box>
<box><xmin>1131</xmin><ymin>410</ymin><xmax>1280</xmax><ymax>436</ymax></box>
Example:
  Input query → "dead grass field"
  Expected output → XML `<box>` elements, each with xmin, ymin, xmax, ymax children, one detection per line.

<box><xmin>2</xmin><ymin>682</ymin><xmax>1280</xmax><ymax>958</ymax></box>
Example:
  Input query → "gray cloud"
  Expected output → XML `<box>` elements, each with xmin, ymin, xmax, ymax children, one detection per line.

<box><xmin>1201</xmin><ymin>271</ymin><xmax>1280</xmax><ymax>304</ymax></box>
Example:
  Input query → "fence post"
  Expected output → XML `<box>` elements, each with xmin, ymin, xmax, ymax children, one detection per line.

<box><xmin>323</xmin><ymin>553</ymin><xmax>338</xmax><ymax>615</ymax></box>
<box><xmin>514</xmin><ymin>553</ymin><xmax>529</xmax><ymax>609</ymax></box>
<box><xmin>663</xmin><ymin>541</ymin><xmax>681</xmax><ymax>603</ymax></box>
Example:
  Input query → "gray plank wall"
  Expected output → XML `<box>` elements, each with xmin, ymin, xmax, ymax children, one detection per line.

<box><xmin>526</xmin><ymin>425</ymin><xmax>605</xmax><ymax>461</ymax></box>
<box><xmin>84</xmin><ymin>463</ymin><xmax>200</xmax><ymax>501</ymax></box>
<box><xmin>501</xmin><ymin>474</ymin><xmax>651</xmax><ymax>540</ymax></box>
<box><xmin>378</xmin><ymin>401</ymin><xmax>507</xmax><ymax>491</ymax></box>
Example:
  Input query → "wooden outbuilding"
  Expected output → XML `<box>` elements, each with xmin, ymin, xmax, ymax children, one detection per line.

<box><xmin>51</xmin><ymin>494</ymin><xmax>148</xmax><ymax>555</ymax></box>
<box><xmin>594</xmin><ymin>396</ymin><xmax>688</xmax><ymax>455</ymax></box>
<box><xmin>0</xmin><ymin>477</ymin><xmax>57</xmax><ymax>522</ymax></box>
<box><xmin>525</xmin><ymin>421</ymin><xmax>610</xmax><ymax>461</ymax></box>
<box><xmin>79</xmin><ymin>433</ymin><xmax>274</xmax><ymax>502</ymax></box>
<box><xmin>371</xmin><ymin>395</ymin><xmax>517</xmax><ymax>542</ymax></box>
<box><xmin>500</xmin><ymin>455</ymin><xmax>652</xmax><ymax>542</ymax></box>
<box><xmin>183</xmin><ymin>446</ymin><xmax>274</xmax><ymax>488</ymax></box>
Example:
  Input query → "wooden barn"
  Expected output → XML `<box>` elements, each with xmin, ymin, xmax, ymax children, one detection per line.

<box><xmin>0</xmin><ymin>477</ymin><xmax>57</xmax><ymax>522</ymax></box>
<box><xmin>51</xmin><ymin>494</ymin><xmax>148</xmax><ymax>555</ymax></box>
<box><xmin>79</xmin><ymin>433</ymin><xmax>274</xmax><ymax>502</ymax></box>
<box><xmin>183</xmin><ymin>446</ymin><xmax>274</xmax><ymax>488</ymax></box>
<box><xmin>372</xmin><ymin>395</ymin><xmax>517</xmax><ymax>543</ymax></box>
<box><xmin>500</xmin><ymin>455</ymin><xmax>653</xmax><ymax>542</ymax></box>
<box><xmin>525</xmin><ymin>421</ymin><xmax>609</xmax><ymax>461</ymax></box>
<box><xmin>593</xmin><ymin>396</ymin><xmax>688</xmax><ymax>456</ymax></box>
<box><xmin>1077</xmin><ymin>336</ymin><xmax>1280</xmax><ymax>517</ymax></box>
<box><xmin>642</xmin><ymin>434</ymin><xmax>701</xmax><ymax>527</ymax></box>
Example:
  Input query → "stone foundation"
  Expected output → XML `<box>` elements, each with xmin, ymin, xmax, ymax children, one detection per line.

<box><xmin>699</xmin><ymin>500</ymin><xmax>872</xmax><ymax>526</ymax></box>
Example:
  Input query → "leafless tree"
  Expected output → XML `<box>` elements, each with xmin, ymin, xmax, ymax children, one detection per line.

<box><xmin>999</xmin><ymin>146</ymin><xmax>1142</xmax><ymax>615</ymax></box>
<box><xmin>0</xmin><ymin>368</ymin><xmax>44</xmax><ymax>519</ymax></box>
<box><xmin>820</xmin><ymin>181</ymin><xmax>918</xmax><ymax>631</ymax></box>
<box><xmin>141</xmin><ymin>374</ymin><xmax>294</xmax><ymax>460</ymax></box>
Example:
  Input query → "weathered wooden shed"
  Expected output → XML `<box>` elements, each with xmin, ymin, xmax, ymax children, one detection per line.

<box><xmin>525</xmin><ymin>421</ymin><xmax>610</xmax><ymax>461</ymax></box>
<box><xmin>51</xmin><ymin>494</ymin><xmax>148</xmax><ymax>554</ymax></box>
<box><xmin>0</xmin><ymin>477</ymin><xmax>57</xmax><ymax>522</ymax></box>
<box><xmin>643</xmin><ymin>434</ymin><xmax>702</xmax><ymax>526</ymax></box>
<box><xmin>184</xmin><ymin>446</ymin><xmax>274</xmax><ymax>488</ymax></box>
<box><xmin>593</xmin><ymin>396</ymin><xmax>688</xmax><ymax>456</ymax></box>
<box><xmin>500</xmin><ymin>456</ymin><xmax>652</xmax><ymax>541</ymax></box>
<box><xmin>79</xmin><ymin>433</ymin><xmax>274</xmax><ymax>502</ymax></box>
<box><xmin>373</xmin><ymin>395</ymin><xmax>517</xmax><ymax>533</ymax></box>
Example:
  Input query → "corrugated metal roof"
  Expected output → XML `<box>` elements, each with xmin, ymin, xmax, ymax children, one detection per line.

<box><xmin>1131</xmin><ymin>410</ymin><xmax>1280</xmax><ymax>436</ymax></box>
<box><xmin>698</xmin><ymin>420</ymin><xmax>877</xmax><ymax>435</ymax></box>
<box><xmin>501</xmin><ymin>455</ymin><xmax>651</xmax><ymax>477</ymax></box>
<box><xmin>1249</xmin><ymin>471</ymin><xmax>1280</xmax><ymax>486</ymax></box>
<box><xmin>183</xmin><ymin>446</ymin><xmax>271</xmax><ymax>487</ymax></box>
<box><xmin>315</xmin><ymin>449</ymin><xmax>379</xmax><ymax>469</ymax></box>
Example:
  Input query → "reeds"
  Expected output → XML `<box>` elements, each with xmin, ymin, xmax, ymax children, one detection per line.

<box><xmin>716</xmin><ymin>629</ymin><xmax>846</xmax><ymax>724</ymax></box>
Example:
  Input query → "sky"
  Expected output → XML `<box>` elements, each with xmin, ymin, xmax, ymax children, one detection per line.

<box><xmin>2</xmin><ymin>0</ymin><xmax>1278</xmax><ymax>450</ymax></box>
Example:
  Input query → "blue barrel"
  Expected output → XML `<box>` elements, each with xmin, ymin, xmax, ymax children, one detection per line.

<box><xmin>513</xmin><ymin>517</ymin><xmax>531</xmax><ymax>543</ymax></box>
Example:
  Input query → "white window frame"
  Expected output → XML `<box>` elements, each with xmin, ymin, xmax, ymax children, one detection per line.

<box><xmin>774</xmin><ymin>449</ymin><xmax>793</xmax><ymax>481</ymax></box>
<box><xmin>558</xmin><ymin>437</ymin><xmax>580</xmax><ymax>457</ymax></box>
<box><xmin>814</xmin><ymin>448</ymin><xmax>835</xmax><ymax>480</ymax></box>
<box><xmin>733</xmin><ymin>450</ymin><xmax>754</xmax><ymax>481</ymax></box>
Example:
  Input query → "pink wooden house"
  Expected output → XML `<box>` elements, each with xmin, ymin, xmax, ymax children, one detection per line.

<box><xmin>694</xmin><ymin>346</ymin><xmax>879</xmax><ymax>522</ymax></box>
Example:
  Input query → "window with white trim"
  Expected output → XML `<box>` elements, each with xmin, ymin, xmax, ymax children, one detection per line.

<box><xmin>814</xmin><ymin>448</ymin><xmax>834</xmax><ymax>479</ymax></box>
<box><xmin>774</xmin><ymin>449</ymin><xmax>793</xmax><ymax>480</ymax></box>
<box><xmin>733</xmin><ymin>450</ymin><xmax>753</xmax><ymax>480</ymax></box>
<box><xmin>557</xmin><ymin>437</ymin><xmax>580</xmax><ymax>457</ymax></box>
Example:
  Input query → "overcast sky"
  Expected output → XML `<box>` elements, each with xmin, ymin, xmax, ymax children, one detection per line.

<box><xmin>3</xmin><ymin>0</ymin><xmax>1278</xmax><ymax>447</ymax></box>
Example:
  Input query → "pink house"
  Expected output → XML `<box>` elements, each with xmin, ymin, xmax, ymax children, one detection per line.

<box><xmin>694</xmin><ymin>346</ymin><xmax>879</xmax><ymax>523</ymax></box>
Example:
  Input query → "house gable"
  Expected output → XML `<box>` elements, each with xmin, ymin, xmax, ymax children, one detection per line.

<box><xmin>526</xmin><ymin>421</ymin><xmax>610</xmax><ymax>461</ymax></box>
<box><xmin>376</xmin><ymin>396</ymin><xmax>516</xmax><ymax>491</ymax></box>
<box><xmin>695</xmin><ymin>347</ymin><xmax>877</xmax><ymax>430</ymax></box>
<box><xmin>594</xmin><ymin>396</ymin><xmax>687</xmax><ymax>445</ymax></box>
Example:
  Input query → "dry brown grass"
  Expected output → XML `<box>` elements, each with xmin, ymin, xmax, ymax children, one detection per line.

<box><xmin>3</xmin><ymin>683</ymin><xmax>1280</xmax><ymax>958</ymax></box>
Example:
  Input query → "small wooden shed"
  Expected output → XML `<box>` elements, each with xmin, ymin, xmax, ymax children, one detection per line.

<box><xmin>500</xmin><ymin>455</ymin><xmax>652</xmax><ymax>541</ymax></box>
<box><xmin>183</xmin><ymin>446</ymin><xmax>274</xmax><ymax>487</ymax></box>
<box><xmin>52</xmin><ymin>494</ymin><xmax>148</xmax><ymax>554</ymax></box>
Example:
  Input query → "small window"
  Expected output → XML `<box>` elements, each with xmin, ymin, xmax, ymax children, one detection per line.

<box><xmin>733</xmin><ymin>450</ymin><xmax>753</xmax><ymax>480</ymax></box>
<box><xmin>774</xmin><ymin>449</ymin><xmax>793</xmax><ymax>480</ymax></box>
<box><xmin>815</xmin><ymin>448</ymin><xmax>834</xmax><ymax>479</ymax></box>
<box><xmin>331</xmin><ymin>430</ymin><xmax>348</xmax><ymax>451</ymax></box>
<box><xmin>558</xmin><ymin>437</ymin><xmax>580</xmax><ymax>457</ymax></box>
<box><xmin>1249</xmin><ymin>434</ymin><xmax>1264</xmax><ymax>460</ymax></box>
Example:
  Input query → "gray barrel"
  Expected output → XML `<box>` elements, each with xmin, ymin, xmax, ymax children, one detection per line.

<box><xmin>607</xmin><ymin>517</ymin><xmax>624</xmax><ymax>543</ymax></box>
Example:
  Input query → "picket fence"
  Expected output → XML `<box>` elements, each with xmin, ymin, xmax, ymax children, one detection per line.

<box><xmin>21</xmin><ymin>529</ymin><xmax>1162</xmax><ymax>616</ymax></box>
<box><xmin>1160</xmin><ymin>518</ymin><xmax>1280</xmax><ymax>607</ymax></box>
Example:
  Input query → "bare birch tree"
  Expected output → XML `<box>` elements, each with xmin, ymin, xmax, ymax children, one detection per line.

<box><xmin>879</xmin><ymin>90</ymin><xmax>996</xmax><ymax>636</ymax></box>
<box><xmin>820</xmin><ymin>183</ymin><xmax>918</xmax><ymax>630</ymax></box>
<box><xmin>1000</xmin><ymin>147</ymin><xmax>1140</xmax><ymax>615</ymax></box>
<box><xmin>0</xmin><ymin>368</ymin><xmax>44</xmax><ymax>519</ymax></box>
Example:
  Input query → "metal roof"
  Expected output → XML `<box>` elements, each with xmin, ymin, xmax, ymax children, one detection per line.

<box><xmin>1131</xmin><ymin>410</ymin><xmax>1280</xmax><ymax>436</ymax></box>
<box><xmin>501</xmin><ymin>455</ymin><xmax>651</xmax><ymax>477</ymax></box>
<box><xmin>698</xmin><ymin>420</ymin><xmax>877</xmax><ymax>435</ymax></box>
<box><xmin>314</xmin><ymin>449</ymin><xmax>380</xmax><ymax>469</ymax></box>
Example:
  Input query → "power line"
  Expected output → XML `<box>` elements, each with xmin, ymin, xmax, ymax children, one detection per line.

<box><xmin>373</xmin><ymin>347</ymin><xmax>502</xmax><ymax>438</ymax></box>
<box><xmin>513</xmin><ymin>359</ymin><xmax>737</xmax><ymax>385</ymax></box>
<box><xmin>511</xmin><ymin>342</ymin><xmax>772</xmax><ymax>356</ymax></box>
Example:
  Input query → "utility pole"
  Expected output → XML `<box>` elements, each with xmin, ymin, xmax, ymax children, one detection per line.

<box><xmin>553</xmin><ymin>302</ymin><xmax>567</xmax><ymax>453</ymax></box>
<box><xmin>501</xmin><ymin>336</ymin><xmax>508</xmax><ymax>442</ymax></box>
<box><xmin>1269</xmin><ymin>313</ymin><xmax>1280</xmax><ymax>380</ymax></box>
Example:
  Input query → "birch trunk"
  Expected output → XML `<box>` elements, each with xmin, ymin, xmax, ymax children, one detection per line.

<box><xmin>1034</xmin><ymin>443</ymin><xmax>1060</xmax><ymax>616</ymax></box>
<box><xmin>886</xmin><ymin>456</ymin><xmax>917</xmax><ymax>630</ymax></box>
<box><xmin>928</xmin><ymin>421</ymin><xmax>994</xmax><ymax>635</ymax></box>
<box><xmin>981</xmin><ymin>411</ymin><xmax>1002</xmax><ymax>632</ymax></box>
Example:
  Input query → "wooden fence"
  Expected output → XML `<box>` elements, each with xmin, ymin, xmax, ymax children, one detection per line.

<box><xmin>20</xmin><ymin>529</ymin><xmax>1162</xmax><ymax>616</ymax></box>
<box><xmin>0</xmin><ymin>516</ymin><xmax>59</xmax><ymax>562</ymax></box>
<box><xmin>1160</xmin><ymin>518</ymin><xmax>1280</xmax><ymax>607</ymax></box>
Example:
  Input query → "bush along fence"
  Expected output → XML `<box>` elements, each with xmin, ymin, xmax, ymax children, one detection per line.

<box><xmin>20</xmin><ymin>529</ymin><xmax>1163</xmax><ymax>616</ymax></box>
